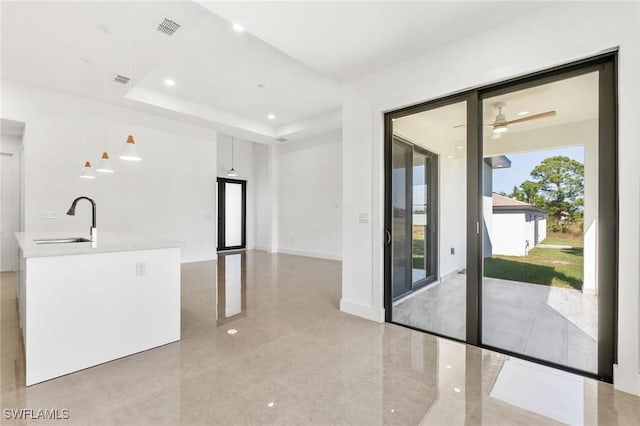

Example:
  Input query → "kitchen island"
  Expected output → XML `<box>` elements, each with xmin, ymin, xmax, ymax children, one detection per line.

<box><xmin>15</xmin><ymin>231</ymin><xmax>182</xmax><ymax>385</ymax></box>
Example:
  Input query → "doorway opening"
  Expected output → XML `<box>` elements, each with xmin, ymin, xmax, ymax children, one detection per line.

<box><xmin>1</xmin><ymin>118</ymin><xmax>25</xmax><ymax>272</ymax></box>
<box><xmin>217</xmin><ymin>177</ymin><xmax>246</xmax><ymax>251</ymax></box>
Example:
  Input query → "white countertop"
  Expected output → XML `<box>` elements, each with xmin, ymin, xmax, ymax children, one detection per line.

<box><xmin>15</xmin><ymin>231</ymin><xmax>182</xmax><ymax>258</ymax></box>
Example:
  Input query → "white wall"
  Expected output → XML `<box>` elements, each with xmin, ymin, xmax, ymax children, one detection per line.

<box><xmin>1</xmin><ymin>81</ymin><xmax>218</xmax><ymax>263</ymax></box>
<box><xmin>216</xmin><ymin>134</ymin><xmax>269</xmax><ymax>250</ymax></box>
<box><xmin>1</xmin><ymin>133</ymin><xmax>22</xmax><ymax>271</ymax></box>
<box><xmin>253</xmin><ymin>143</ymin><xmax>269</xmax><ymax>250</ymax></box>
<box><xmin>277</xmin><ymin>131</ymin><xmax>342</xmax><ymax>260</ymax></box>
<box><xmin>492</xmin><ymin>212</ymin><xmax>528</xmax><ymax>257</ymax></box>
<box><xmin>341</xmin><ymin>2</ymin><xmax>640</xmax><ymax>394</ymax></box>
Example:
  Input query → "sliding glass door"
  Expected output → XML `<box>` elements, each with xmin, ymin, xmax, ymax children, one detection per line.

<box><xmin>387</xmin><ymin>100</ymin><xmax>467</xmax><ymax>341</ymax></box>
<box><xmin>384</xmin><ymin>53</ymin><xmax>617</xmax><ymax>381</ymax></box>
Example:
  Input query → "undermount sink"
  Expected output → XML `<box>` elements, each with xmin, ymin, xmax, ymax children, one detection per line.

<box><xmin>34</xmin><ymin>237</ymin><xmax>92</xmax><ymax>245</ymax></box>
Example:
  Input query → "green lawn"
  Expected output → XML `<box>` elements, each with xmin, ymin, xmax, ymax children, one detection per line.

<box><xmin>539</xmin><ymin>236</ymin><xmax>584</xmax><ymax>248</ymax></box>
<box><xmin>484</xmin><ymin>236</ymin><xmax>584</xmax><ymax>290</ymax></box>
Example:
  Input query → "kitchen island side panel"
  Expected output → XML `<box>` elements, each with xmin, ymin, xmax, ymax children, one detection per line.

<box><xmin>24</xmin><ymin>247</ymin><xmax>180</xmax><ymax>385</ymax></box>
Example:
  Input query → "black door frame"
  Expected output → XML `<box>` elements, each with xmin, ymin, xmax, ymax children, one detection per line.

<box><xmin>383</xmin><ymin>52</ymin><xmax>618</xmax><ymax>383</ymax></box>
<box><xmin>217</xmin><ymin>177</ymin><xmax>247</xmax><ymax>251</ymax></box>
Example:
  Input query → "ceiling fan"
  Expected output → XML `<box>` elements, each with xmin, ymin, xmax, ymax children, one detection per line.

<box><xmin>453</xmin><ymin>101</ymin><xmax>556</xmax><ymax>139</ymax></box>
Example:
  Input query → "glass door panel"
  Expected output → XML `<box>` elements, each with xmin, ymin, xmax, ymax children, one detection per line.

<box><xmin>217</xmin><ymin>178</ymin><xmax>246</xmax><ymax>251</ymax></box>
<box><xmin>390</xmin><ymin>101</ymin><xmax>467</xmax><ymax>340</ymax></box>
<box><xmin>481</xmin><ymin>72</ymin><xmax>598</xmax><ymax>374</ymax></box>
<box><xmin>391</xmin><ymin>140</ymin><xmax>412</xmax><ymax>299</ymax></box>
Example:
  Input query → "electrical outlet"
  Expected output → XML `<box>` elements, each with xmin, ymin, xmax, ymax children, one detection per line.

<box><xmin>451</xmin><ymin>247</ymin><xmax>455</xmax><ymax>255</ymax></box>
<box><xmin>41</xmin><ymin>210</ymin><xmax>57</xmax><ymax>219</ymax></box>
<box><xmin>136</xmin><ymin>262</ymin><xmax>146</xmax><ymax>277</ymax></box>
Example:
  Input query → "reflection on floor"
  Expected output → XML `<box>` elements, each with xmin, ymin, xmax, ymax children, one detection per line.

<box><xmin>393</xmin><ymin>273</ymin><xmax>598</xmax><ymax>373</ymax></box>
<box><xmin>2</xmin><ymin>251</ymin><xmax>637</xmax><ymax>425</ymax></box>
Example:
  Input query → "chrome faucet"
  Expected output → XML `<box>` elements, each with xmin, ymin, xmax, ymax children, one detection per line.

<box><xmin>66</xmin><ymin>196</ymin><xmax>97</xmax><ymax>241</ymax></box>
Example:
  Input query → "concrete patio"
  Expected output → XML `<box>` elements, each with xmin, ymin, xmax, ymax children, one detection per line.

<box><xmin>393</xmin><ymin>273</ymin><xmax>597</xmax><ymax>373</ymax></box>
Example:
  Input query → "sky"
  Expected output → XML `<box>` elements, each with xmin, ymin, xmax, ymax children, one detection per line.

<box><xmin>491</xmin><ymin>146</ymin><xmax>584</xmax><ymax>195</ymax></box>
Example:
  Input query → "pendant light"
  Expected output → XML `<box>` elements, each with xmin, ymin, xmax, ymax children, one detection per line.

<box><xmin>227</xmin><ymin>136</ymin><xmax>238</xmax><ymax>177</ymax></box>
<box><xmin>119</xmin><ymin>12</ymin><xmax>141</xmax><ymax>162</ymax></box>
<box><xmin>80</xmin><ymin>161</ymin><xmax>96</xmax><ymax>179</ymax></box>
<box><xmin>96</xmin><ymin>26</ymin><xmax>114</xmax><ymax>173</ymax></box>
<box><xmin>120</xmin><ymin>135</ymin><xmax>141</xmax><ymax>161</ymax></box>
<box><xmin>96</xmin><ymin>151</ymin><xmax>115</xmax><ymax>172</ymax></box>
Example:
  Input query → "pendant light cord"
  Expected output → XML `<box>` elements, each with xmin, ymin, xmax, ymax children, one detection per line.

<box><xmin>86</xmin><ymin>60</ymin><xmax>91</xmax><ymax>162</ymax></box>
<box><xmin>102</xmin><ymin>29</ymin><xmax>107</xmax><ymax>152</ymax></box>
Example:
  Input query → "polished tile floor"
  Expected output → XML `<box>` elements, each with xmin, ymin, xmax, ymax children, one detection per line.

<box><xmin>394</xmin><ymin>273</ymin><xmax>597</xmax><ymax>373</ymax></box>
<box><xmin>1</xmin><ymin>250</ymin><xmax>639</xmax><ymax>425</ymax></box>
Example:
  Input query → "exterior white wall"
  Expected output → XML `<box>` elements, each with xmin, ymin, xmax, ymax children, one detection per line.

<box><xmin>277</xmin><ymin>131</ymin><xmax>342</xmax><ymax>260</ymax></box>
<box><xmin>341</xmin><ymin>2</ymin><xmax>640</xmax><ymax>394</ymax></box>
<box><xmin>1</xmin><ymin>81</ymin><xmax>218</xmax><ymax>263</ymax></box>
<box><xmin>0</xmin><ymin>133</ymin><xmax>22</xmax><ymax>271</ymax></box>
<box><xmin>492</xmin><ymin>212</ymin><xmax>528</xmax><ymax>257</ymax></box>
<box><xmin>539</xmin><ymin>218</ymin><xmax>547</xmax><ymax>243</ymax></box>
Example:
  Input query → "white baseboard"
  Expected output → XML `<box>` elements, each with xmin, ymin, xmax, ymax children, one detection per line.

<box><xmin>277</xmin><ymin>247</ymin><xmax>342</xmax><ymax>261</ymax></box>
<box><xmin>340</xmin><ymin>299</ymin><xmax>384</xmax><ymax>323</ymax></box>
<box><xmin>254</xmin><ymin>245</ymin><xmax>268</xmax><ymax>252</ymax></box>
<box><xmin>180</xmin><ymin>253</ymin><xmax>217</xmax><ymax>264</ymax></box>
<box><xmin>614</xmin><ymin>364</ymin><xmax>640</xmax><ymax>395</ymax></box>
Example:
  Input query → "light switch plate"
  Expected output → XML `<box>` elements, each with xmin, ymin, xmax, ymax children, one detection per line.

<box><xmin>359</xmin><ymin>213</ymin><xmax>368</xmax><ymax>224</ymax></box>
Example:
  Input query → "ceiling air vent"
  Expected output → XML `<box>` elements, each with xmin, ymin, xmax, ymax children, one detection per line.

<box><xmin>114</xmin><ymin>74</ymin><xmax>130</xmax><ymax>84</ymax></box>
<box><xmin>157</xmin><ymin>18</ymin><xmax>180</xmax><ymax>36</ymax></box>
<box><xmin>275</xmin><ymin>138</ymin><xmax>288</xmax><ymax>143</ymax></box>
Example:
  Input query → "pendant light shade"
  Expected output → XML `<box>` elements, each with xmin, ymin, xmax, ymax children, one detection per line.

<box><xmin>96</xmin><ymin>152</ymin><xmax>115</xmax><ymax>173</ymax></box>
<box><xmin>119</xmin><ymin>135</ymin><xmax>141</xmax><ymax>161</ymax></box>
<box><xmin>80</xmin><ymin>161</ymin><xmax>96</xmax><ymax>179</ymax></box>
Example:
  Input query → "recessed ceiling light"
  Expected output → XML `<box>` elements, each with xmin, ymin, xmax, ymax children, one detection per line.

<box><xmin>164</xmin><ymin>79</ymin><xmax>175</xmax><ymax>87</ymax></box>
<box><xmin>267</xmin><ymin>114</ymin><xmax>276</xmax><ymax>120</ymax></box>
<box><xmin>454</xmin><ymin>387</ymin><xmax>461</xmax><ymax>393</ymax></box>
<box><xmin>447</xmin><ymin>155</ymin><xmax>455</xmax><ymax>159</ymax></box>
<box><xmin>267</xmin><ymin>402</ymin><xmax>275</xmax><ymax>408</ymax></box>
<box><xmin>518</xmin><ymin>111</ymin><xmax>529</xmax><ymax>116</ymax></box>
<box><xmin>227</xmin><ymin>328</ymin><xmax>238</xmax><ymax>335</ymax></box>
<box><xmin>445</xmin><ymin>365</ymin><xmax>452</xmax><ymax>369</ymax></box>
<box><xmin>232</xmin><ymin>23</ymin><xmax>244</xmax><ymax>33</ymax></box>
<box><xmin>456</xmin><ymin>146</ymin><xmax>464</xmax><ymax>150</ymax></box>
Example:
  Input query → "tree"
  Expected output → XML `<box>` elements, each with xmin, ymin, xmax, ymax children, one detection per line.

<box><xmin>529</xmin><ymin>156</ymin><xmax>584</xmax><ymax>222</ymax></box>
<box><xmin>510</xmin><ymin>180</ymin><xmax>544</xmax><ymax>206</ymax></box>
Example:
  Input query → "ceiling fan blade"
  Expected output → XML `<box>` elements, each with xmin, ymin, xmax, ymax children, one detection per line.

<box><xmin>504</xmin><ymin>110</ymin><xmax>556</xmax><ymax>126</ymax></box>
<box><xmin>452</xmin><ymin>124</ymin><xmax>495</xmax><ymax>128</ymax></box>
